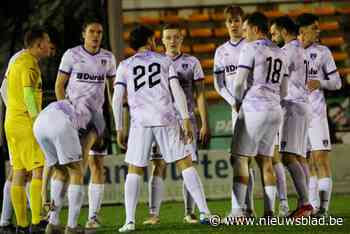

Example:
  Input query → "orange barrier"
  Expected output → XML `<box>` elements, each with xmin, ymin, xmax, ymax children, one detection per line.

<box><xmin>321</xmin><ymin>36</ymin><xmax>344</xmax><ymax>47</ymax></box>
<box><xmin>188</xmin><ymin>13</ymin><xmax>210</xmax><ymax>22</ymax></box>
<box><xmin>189</xmin><ymin>28</ymin><xmax>212</xmax><ymax>38</ymax></box>
<box><xmin>332</xmin><ymin>52</ymin><xmax>348</xmax><ymax>62</ymax></box>
<box><xmin>263</xmin><ymin>10</ymin><xmax>284</xmax><ymax>18</ymax></box>
<box><xmin>200</xmin><ymin>59</ymin><xmax>214</xmax><ymax>69</ymax></box>
<box><xmin>139</xmin><ymin>16</ymin><xmax>160</xmax><ymax>25</ymax></box>
<box><xmin>211</xmin><ymin>13</ymin><xmax>225</xmax><ymax>22</ymax></box>
<box><xmin>319</xmin><ymin>22</ymin><xmax>339</xmax><ymax>31</ymax></box>
<box><xmin>204</xmin><ymin>75</ymin><xmax>213</xmax><ymax>85</ymax></box>
<box><xmin>192</xmin><ymin>43</ymin><xmax>216</xmax><ymax>53</ymax></box>
<box><xmin>163</xmin><ymin>15</ymin><xmax>182</xmax><ymax>23</ymax></box>
<box><xmin>314</xmin><ymin>6</ymin><xmax>335</xmax><ymax>16</ymax></box>
<box><xmin>338</xmin><ymin>68</ymin><xmax>350</xmax><ymax>76</ymax></box>
<box><xmin>213</xmin><ymin>28</ymin><xmax>228</xmax><ymax>37</ymax></box>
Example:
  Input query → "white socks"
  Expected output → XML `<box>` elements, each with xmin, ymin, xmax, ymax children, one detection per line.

<box><xmin>0</xmin><ymin>180</ymin><xmax>13</xmax><ymax>226</ymax></box>
<box><xmin>318</xmin><ymin>177</ymin><xmax>332</xmax><ymax>211</ymax></box>
<box><xmin>125</xmin><ymin>174</ymin><xmax>141</xmax><ymax>224</ymax></box>
<box><xmin>181</xmin><ymin>167</ymin><xmax>209</xmax><ymax>214</ymax></box>
<box><xmin>67</xmin><ymin>184</ymin><xmax>84</xmax><ymax>228</ymax></box>
<box><xmin>232</xmin><ymin>182</ymin><xmax>247</xmax><ymax>216</ymax></box>
<box><xmin>273</xmin><ymin>163</ymin><xmax>288</xmax><ymax>203</ymax></box>
<box><xmin>245</xmin><ymin>168</ymin><xmax>255</xmax><ymax>212</ymax></box>
<box><xmin>88</xmin><ymin>183</ymin><xmax>105</xmax><ymax>220</ymax></box>
<box><xmin>264</xmin><ymin>186</ymin><xmax>277</xmax><ymax>213</ymax></box>
<box><xmin>49</xmin><ymin>180</ymin><xmax>65</xmax><ymax>225</ymax></box>
<box><xmin>286</xmin><ymin>162</ymin><xmax>309</xmax><ymax>205</ymax></box>
<box><xmin>183</xmin><ymin>182</ymin><xmax>195</xmax><ymax>215</ymax></box>
<box><xmin>148</xmin><ymin>176</ymin><xmax>164</xmax><ymax>216</ymax></box>
<box><xmin>309</xmin><ymin>176</ymin><xmax>320</xmax><ymax>209</ymax></box>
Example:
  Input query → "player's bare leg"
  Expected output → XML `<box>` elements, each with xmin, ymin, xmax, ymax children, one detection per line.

<box><xmin>312</xmin><ymin>150</ymin><xmax>332</xmax><ymax>217</ymax></box>
<box><xmin>230</xmin><ymin>155</ymin><xmax>249</xmax><ymax>218</ymax></box>
<box><xmin>272</xmin><ymin>147</ymin><xmax>289</xmax><ymax>216</ymax></box>
<box><xmin>281</xmin><ymin>153</ymin><xmax>313</xmax><ymax>217</ymax></box>
<box><xmin>256</xmin><ymin>155</ymin><xmax>277</xmax><ymax>217</ymax></box>
<box><xmin>143</xmin><ymin>159</ymin><xmax>166</xmax><ymax>225</ymax></box>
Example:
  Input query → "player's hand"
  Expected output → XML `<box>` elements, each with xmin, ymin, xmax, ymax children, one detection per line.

<box><xmin>307</xmin><ymin>79</ymin><xmax>321</xmax><ymax>92</ymax></box>
<box><xmin>117</xmin><ymin>130</ymin><xmax>127</xmax><ymax>150</ymax></box>
<box><xmin>199</xmin><ymin>124</ymin><xmax>210</xmax><ymax>145</ymax></box>
<box><xmin>182</xmin><ymin>119</ymin><xmax>194</xmax><ymax>144</ymax></box>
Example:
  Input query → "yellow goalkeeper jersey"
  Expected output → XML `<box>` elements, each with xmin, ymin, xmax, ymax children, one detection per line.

<box><xmin>5</xmin><ymin>50</ymin><xmax>42</xmax><ymax>120</ymax></box>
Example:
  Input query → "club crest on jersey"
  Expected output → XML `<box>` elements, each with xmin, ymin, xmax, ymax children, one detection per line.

<box><xmin>323</xmin><ymin>140</ymin><xmax>329</xmax><ymax>147</ymax></box>
<box><xmin>281</xmin><ymin>141</ymin><xmax>287</xmax><ymax>150</ymax></box>
<box><xmin>182</xmin><ymin>63</ymin><xmax>189</xmax><ymax>70</ymax></box>
<box><xmin>101</xmin><ymin>59</ymin><xmax>107</xmax><ymax>66</ymax></box>
<box><xmin>310</xmin><ymin>53</ymin><xmax>317</xmax><ymax>60</ymax></box>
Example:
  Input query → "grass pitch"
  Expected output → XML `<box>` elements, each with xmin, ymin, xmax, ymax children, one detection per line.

<box><xmin>61</xmin><ymin>194</ymin><xmax>350</xmax><ymax>234</ymax></box>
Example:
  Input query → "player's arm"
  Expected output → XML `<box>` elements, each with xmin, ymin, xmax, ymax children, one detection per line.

<box><xmin>112</xmin><ymin>62</ymin><xmax>127</xmax><ymax>150</ymax></box>
<box><xmin>112</xmin><ymin>84</ymin><xmax>126</xmax><ymax>149</ymax></box>
<box><xmin>233</xmin><ymin>44</ymin><xmax>254</xmax><ymax>108</ymax></box>
<box><xmin>195</xmin><ymin>79</ymin><xmax>210</xmax><ymax>145</ymax></box>
<box><xmin>22</xmin><ymin>65</ymin><xmax>40</xmax><ymax>119</ymax></box>
<box><xmin>170</xmin><ymin>77</ymin><xmax>193</xmax><ymax>144</ymax></box>
<box><xmin>0</xmin><ymin>78</ymin><xmax>7</xmax><ymax>106</ymax></box>
<box><xmin>55</xmin><ymin>49</ymin><xmax>73</xmax><ymax>100</ymax></box>
<box><xmin>320</xmin><ymin>49</ymin><xmax>342</xmax><ymax>90</ymax></box>
<box><xmin>308</xmin><ymin>48</ymin><xmax>342</xmax><ymax>92</ymax></box>
<box><xmin>106</xmin><ymin>54</ymin><xmax>117</xmax><ymax>107</ymax></box>
<box><xmin>55</xmin><ymin>72</ymin><xmax>69</xmax><ymax>100</ymax></box>
<box><xmin>213</xmin><ymin>50</ymin><xmax>236</xmax><ymax>106</ymax></box>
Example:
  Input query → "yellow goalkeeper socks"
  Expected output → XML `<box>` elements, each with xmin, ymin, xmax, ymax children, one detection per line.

<box><xmin>30</xmin><ymin>178</ymin><xmax>43</xmax><ymax>224</ymax></box>
<box><xmin>11</xmin><ymin>185</ymin><xmax>28</xmax><ymax>227</ymax></box>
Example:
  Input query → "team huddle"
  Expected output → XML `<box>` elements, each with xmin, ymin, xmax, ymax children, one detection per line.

<box><xmin>0</xmin><ymin>4</ymin><xmax>341</xmax><ymax>234</ymax></box>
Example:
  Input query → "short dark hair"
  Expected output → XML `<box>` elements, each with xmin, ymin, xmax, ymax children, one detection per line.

<box><xmin>246</xmin><ymin>12</ymin><xmax>268</xmax><ymax>35</ymax></box>
<box><xmin>224</xmin><ymin>5</ymin><xmax>244</xmax><ymax>19</ymax></box>
<box><xmin>82</xmin><ymin>17</ymin><xmax>103</xmax><ymax>32</ymax></box>
<box><xmin>24</xmin><ymin>26</ymin><xmax>48</xmax><ymax>48</ymax></box>
<box><xmin>45</xmin><ymin>25</ymin><xmax>60</xmax><ymax>48</ymax></box>
<box><xmin>296</xmin><ymin>13</ymin><xmax>319</xmax><ymax>28</ymax></box>
<box><xmin>129</xmin><ymin>25</ymin><xmax>154</xmax><ymax>51</ymax></box>
<box><xmin>162</xmin><ymin>23</ymin><xmax>182</xmax><ymax>31</ymax></box>
<box><xmin>272</xmin><ymin>16</ymin><xmax>298</xmax><ymax>35</ymax></box>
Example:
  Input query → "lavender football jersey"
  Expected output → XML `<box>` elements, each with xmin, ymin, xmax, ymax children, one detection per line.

<box><xmin>59</xmin><ymin>45</ymin><xmax>116</xmax><ymax>112</ymax></box>
<box><xmin>282</xmin><ymin>40</ymin><xmax>308</xmax><ymax>103</ymax></box>
<box><xmin>214</xmin><ymin>38</ymin><xmax>246</xmax><ymax>98</ymax></box>
<box><xmin>170</xmin><ymin>53</ymin><xmax>204</xmax><ymax>119</ymax></box>
<box><xmin>305</xmin><ymin>43</ymin><xmax>341</xmax><ymax>118</ymax></box>
<box><xmin>238</xmin><ymin>39</ymin><xmax>288</xmax><ymax>112</ymax></box>
<box><xmin>115</xmin><ymin>51</ymin><xmax>178</xmax><ymax>127</ymax></box>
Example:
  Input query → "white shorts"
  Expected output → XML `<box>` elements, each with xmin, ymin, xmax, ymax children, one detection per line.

<box><xmin>231</xmin><ymin>107</ymin><xmax>282</xmax><ymax>157</ymax></box>
<box><xmin>279</xmin><ymin>102</ymin><xmax>310</xmax><ymax>158</ymax></box>
<box><xmin>150</xmin><ymin>119</ymin><xmax>198</xmax><ymax>161</ymax></box>
<box><xmin>125</xmin><ymin>123</ymin><xmax>192</xmax><ymax>167</ymax></box>
<box><xmin>307</xmin><ymin>116</ymin><xmax>331</xmax><ymax>151</ymax></box>
<box><xmin>33</xmin><ymin>107</ymin><xmax>82</xmax><ymax>167</ymax></box>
